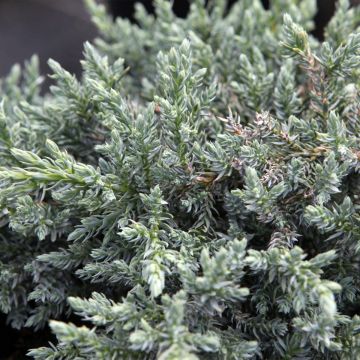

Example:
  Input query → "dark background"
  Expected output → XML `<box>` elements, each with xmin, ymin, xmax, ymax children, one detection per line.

<box><xmin>0</xmin><ymin>0</ymin><xmax>357</xmax><ymax>359</ymax></box>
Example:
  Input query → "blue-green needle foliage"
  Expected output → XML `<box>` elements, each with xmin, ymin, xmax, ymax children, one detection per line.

<box><xmin>0</xmin><ymin>0</ymin><xmax>359</xmax><ymax>358</ymax></box>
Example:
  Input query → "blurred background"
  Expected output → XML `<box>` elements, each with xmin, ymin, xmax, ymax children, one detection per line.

<box><xmin>0</xmin><ymin>0</ymin><xmax>358</xmax><ymax>82</ymax></box>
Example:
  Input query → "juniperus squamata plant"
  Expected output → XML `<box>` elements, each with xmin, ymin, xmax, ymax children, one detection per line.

<box><xmin>0</xmin><ymin>0</ymin><xmax>359</xmax><ymax>358</ymax></box>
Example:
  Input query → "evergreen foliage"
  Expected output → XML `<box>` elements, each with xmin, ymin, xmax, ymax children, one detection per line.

<box><xmin>0</xmin><ymin>0</ymin><xmax>359</xmax><ymax>358</ymax></box>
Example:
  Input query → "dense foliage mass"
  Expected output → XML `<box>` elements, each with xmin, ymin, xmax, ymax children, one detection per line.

<box><xmin>0</xmin><ymin>0</ymin><xmax>359</xmax><ymax>358</ymax></box>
